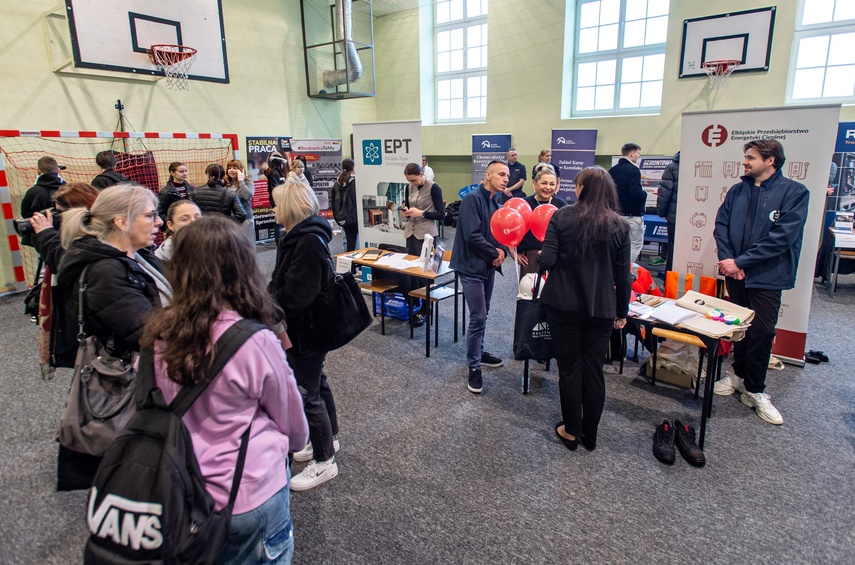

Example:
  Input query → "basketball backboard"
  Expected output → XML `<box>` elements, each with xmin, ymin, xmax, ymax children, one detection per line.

<box><xmin>64</xmin><ymin>0</ymin><xmax>228</xmax><ymax>83</ymax></box>
<box><xmin>679</xmin><ymin>7</ymin><xmax>776</xmax><ymax>78</ymax></box>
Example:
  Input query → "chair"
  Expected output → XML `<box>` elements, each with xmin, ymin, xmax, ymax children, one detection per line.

<box><xmin>407</xmin><ymin>249</ymin><xmax>465</xmax><ymax>347</ymax></box>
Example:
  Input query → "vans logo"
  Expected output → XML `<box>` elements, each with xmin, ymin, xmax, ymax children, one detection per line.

<box><xmin>87</xmin><ymin>488</ymin><xmax>163</xmax><ymax>551</ymax></box>
<box><xmin>531</xmin><ymin>322</ymin><xmax>551</xmax><ymax>339</ymax></box>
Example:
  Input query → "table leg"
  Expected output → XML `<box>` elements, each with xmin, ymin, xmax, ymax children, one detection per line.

<box><xmin>425</xmin><ymin>281</ymin><xmax>432</xmax><ymax>358</ymax></box>
<box><xmin>831</xmin><ymin>249</ymin><xmax>841</xmax><ymax>295</ymax></box>
<box><xmin>522</xmin><ymin>359</ymin><xmax>530</xmax><ymax>395</ymax></box>
<box><xmin>698</xmin><ymin>337</ymin><xmax>719</xmax><ymax>451</ymax></box>
<box><xmin>454</xmin><ymin>274</ymin><xmax>459</xmax><ymax>343</ymax></box>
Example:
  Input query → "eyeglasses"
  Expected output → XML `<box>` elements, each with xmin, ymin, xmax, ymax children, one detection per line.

<box><xmin>139</xmin><ymin>211</ymin><xmax>158</xmax><ymax>221</ymax></box>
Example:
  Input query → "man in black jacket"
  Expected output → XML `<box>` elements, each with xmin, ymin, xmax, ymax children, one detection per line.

<box><xmin>609</xmin><ymin>142</ymin><xmax>646</xmax><ymax>263</ymax></box>
<box><xmin>713</xmin><ymin>139</ymin><xmax>809</xmax><ymax>426</ymax></box>
<box><xmin>656</xmin><ymin>151</ymin><xmax>680</xmax><ymax>271</ymax></box>
<box><xmin>90</xmin><ymin>151</ymin><xmax>131</xmax><ymax>189</ymax></box>
<box><xmin>20</xmin><ymin>156</ymin><xmax>65</xmax><ymax>247</ymax></box>
<box><xmin>449</xmin><ymin>161</ymin><xmax>509</xmax><ymax>394</ymax></box>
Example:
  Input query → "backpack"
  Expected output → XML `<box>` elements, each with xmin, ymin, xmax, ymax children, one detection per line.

<box><xmin>83</xmin><ymin>319</ymin><xmax>265</xmax><ymax>564</ymax></box>
<box><xmin>332</xmin><ymin>181</ymin><xmax>348</xmax><ymax>224</ymax></box>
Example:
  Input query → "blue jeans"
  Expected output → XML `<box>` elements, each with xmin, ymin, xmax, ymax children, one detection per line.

<box><xmin>460</xmin><ymin>271</ymin><xmax>496</xmax><ymax>369</ymax></box>
<box><xmin>221</xmin><ymin>475</ymin><xmax>294</xmax><ymax>565</ymax></box>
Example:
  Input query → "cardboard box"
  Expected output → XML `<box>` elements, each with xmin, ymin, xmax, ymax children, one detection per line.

<box><xmin>645</xmin><ymin>360</ymin><xmax>696</xmax><ymax>389</ymax></box>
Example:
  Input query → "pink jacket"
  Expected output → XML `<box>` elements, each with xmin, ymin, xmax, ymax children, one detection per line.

<box><xmin>155</xmin><ymin>311</ymin><xmax>308</xmax><ymax>514</ymax></box>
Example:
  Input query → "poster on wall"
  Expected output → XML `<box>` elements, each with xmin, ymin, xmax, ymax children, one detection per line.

<box><xmin>609</xmin><ymin>155</ymin><xmax>672</xmax><ymax>209</ymax></box>
<box><xmin>246</xmin><ymin>136</ymin><xmax>291</xmax><ymax>242</ymax></box>
<box><xmin>828</xmin><ymin>122</ymin><xmax>855</xmax><ymax>213</ymax></box>
<box><xmin>551</xmin><ymin>129</ymin><xmax>597</xmax><ymax>201</ymax></box>
<box><xmin>352</xmin><ymin>120</ymin><xmax>422</xmax><ymax>248</ymax></box>
<box><xmin>472</xmin><ymin>134</ymin><xmax>511</xmax><ymax>185</ymax></box>
<box><xmin>290</xmin><ymin>139</ymin><xmax>343</xmax><ymax>226</ymax></box>
<box><xmin>676</xmin><ymin>105</ymin><xmax>840</xmax><ymax>363</ymax></box>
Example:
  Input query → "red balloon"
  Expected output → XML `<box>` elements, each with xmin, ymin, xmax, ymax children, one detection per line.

<box><xmin>490</xmin><ymin>207</ymin><xmax>526</xmax><ymax>247</ymax></box>
<box><xmin>503</xmin><ymin>197</ymin><xmax>532</xmax><ymax>225</ymax></box>
<box><xmin>529</xmin><ymin>204</ymin><xmax>558</xmax><ymax>242</ymax></box>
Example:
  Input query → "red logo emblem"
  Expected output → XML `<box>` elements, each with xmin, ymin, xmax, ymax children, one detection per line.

<box><xmin>701</xmin><ymin>124</ymin><xmax>728</xmax><ymax>148</ymax></box>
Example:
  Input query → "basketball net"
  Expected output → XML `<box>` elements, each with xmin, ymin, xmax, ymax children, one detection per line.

<box><xmin>703</xmin><ymin>60</ymin><xmax>740</xmax><ymax>90</ymax></box>
<box><xmin>149</xmin><ymin>44</ymin><xmax>197</xmax><ymax>91</ymax></box>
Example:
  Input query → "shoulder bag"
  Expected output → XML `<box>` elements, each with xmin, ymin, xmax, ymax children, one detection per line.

<box><xmin>57</xmin><ymin>265</ymin><xmax>137</xmax><ymax>457</ymax></box>
<box><xmin>513</xmin><ymin>274</ymin><xmax>553</xmax><ymax>361</ymax></box>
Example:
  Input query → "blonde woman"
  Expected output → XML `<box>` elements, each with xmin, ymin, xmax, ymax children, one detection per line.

<box><xmin>268</xmin><ymin>181</ymin><xmax>341</xmax><ymax>491</ymax></box>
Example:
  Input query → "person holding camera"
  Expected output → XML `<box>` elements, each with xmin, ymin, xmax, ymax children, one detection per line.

<box><xmin>20</xmin><ymin>156</ymin><xmax>66</xmax><ymax>247</ymax></box>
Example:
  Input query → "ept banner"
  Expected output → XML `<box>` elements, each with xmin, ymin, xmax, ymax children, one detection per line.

<box><xmin>352</xmin><ymin>120</ymin><xmax>422</xmax><ymax>248</ymax></box>
<box><xmin>676</xmin><ymin>105</ymin><xmax>840</xmax><ymax>364</ymax></box>
<box><xmin>472</xmin><ymin>134</ymin><xmax>511</xmax><ymax>185</ymax></box>
<box><xmin>290</xmin><ymin>139</ymin><xmax>343</xmax><ymax>222</ymax></box>
<box><xmin>246</xmin><ymin>136</ymin><xmax>291</xmax><ymax>241</ymax></box>
<box><xmin>551</xmin><ymin>129</ymin><xmax>597</xmax><ymax>201</ymax></box>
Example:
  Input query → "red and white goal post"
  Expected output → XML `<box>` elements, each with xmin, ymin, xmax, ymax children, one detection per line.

<box><xmin>0</xmin><ymin>130</ymin><xmax>239</xmax><ymax>294</ymax></box>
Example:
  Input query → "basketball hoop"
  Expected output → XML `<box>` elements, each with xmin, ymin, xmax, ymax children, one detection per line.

<box><xmin>148</xmin><ymin>44</ymin><xmax>197</xmax><ymax>91</ymax></box>
<box><xmin>703</xmin><ymin>59</ymin><xmax>741</xmax><ymax>90</ymax></box>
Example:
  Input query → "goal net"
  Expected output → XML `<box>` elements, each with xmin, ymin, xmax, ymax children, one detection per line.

<box><xmin>0</xmin><ymin>130</ymin><xmax>238</xmax><ymax>293</ymax></box>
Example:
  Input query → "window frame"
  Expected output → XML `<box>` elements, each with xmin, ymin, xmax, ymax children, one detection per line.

<box><xmin>571</xmin><ymin>0</ymin><xmax>669</xmax><ymax>118</ymax></box>
<box><xmin>434</xmin><ymin>0</ymin><xmax>488</xmax><ymax>123</ymax></box>
<box><xmin>786</xmin><ymin>0</ymin><xmax>855</xmax><ymax>105</ymax></box>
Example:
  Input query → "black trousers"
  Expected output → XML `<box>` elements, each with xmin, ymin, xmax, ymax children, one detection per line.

<box><xmin>344</xmin><ymin>224</ymin><xmax>359</xmax><ymax>252</ymax></box>
<box><xmin>545</xmin><ymin>307</ymin><xmax>614</xmax><ymax>445</ymax></box>
<box><xmin>725</xmin><ymin>278</ymin><xmax>782</xmax><ymax>394</ymax></box>
<box><xmin>665</xmin><ymin>221</ymin><xmax>675</xmax><ymax>273</ymax></box>
<box><xmin>286</xmin><ymin>350</ymin><xmax>339</xmax><ymax>461</ymax></box>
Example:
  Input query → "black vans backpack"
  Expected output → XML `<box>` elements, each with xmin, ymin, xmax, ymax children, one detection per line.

<box><xmin>83</xmin><ymin>319</ymin><xmax>265</xmax><ymax>564</ymax></box>
<box><xmin>332</xmin><ymin>181</ymin><xmax>347</xmax><ymax>224</ymax></box>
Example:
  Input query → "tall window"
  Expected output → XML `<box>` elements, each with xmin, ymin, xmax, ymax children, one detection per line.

<box><xmin>435</xmin><ymin>0</ymin><xmax>488</xmax><ymax>122</ymax></box>
<box><xmin>789</xmin><ymin>0</ymin><xmax>855</xmax><ymax>102</ymax></box>
<box><xmin>572</xmin><ymin>0</ymin><xmax>669</xmax><ymax>116</ymax></box>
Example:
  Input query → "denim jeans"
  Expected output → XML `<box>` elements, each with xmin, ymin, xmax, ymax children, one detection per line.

<box><xmin>625</xmin><ymin>216</ymin><xmax>644</xmax><ymax>264</ymax></box>
<box><xmin>460</xmin><ymin>271</ymin><xmax>496</xmax><ymax>369</ymax></box>
<box><xmin>221</xmin><ymin>475</ymin><xmax>294</xmax><ymax>565</ymax></box>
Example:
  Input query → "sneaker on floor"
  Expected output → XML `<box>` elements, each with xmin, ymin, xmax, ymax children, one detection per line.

<box><xmin>673</xmin><ymin>419</ymin><xmax>706</xmax><ymax>467</ymax></box>
<box><xmin>293</xmin><ymin>438</ymin><xmax>341</xmax><ymax>463</ymax></box>
<box><xmin>649</xmin><ymin>256</ymin><xmax>666</xmax><ymax>266</ymax></box>
<box><xmin>480</xmin><ymin>352</ymin><xmax>503</xmax><ymax>368</ymax></box>
<box><xmin>467</xmin><ymin>368</ymin><xmax>483</xmax><ymax>394</ymax></box>
<box><xmin>290</xmin><ymin>458</ymin><xmax>339</xmax><ymax>491</ymax></box>
<box><xmin>740</xmin><ymin>391</ymin><xmax>783</xmax><ymax>425</ymax></box>
<box><xmin>652</xmin><ymin>419</ymin><xmax>676</xmax><ymax>465</ymax></box>
<box><xmin>713</xmin><ymin>373</ymin><xmax>745</xmax><ymax>396</ymax></box>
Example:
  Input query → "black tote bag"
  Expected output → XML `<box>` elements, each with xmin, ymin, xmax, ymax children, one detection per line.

<box><xmin>513</xmin><ymin>275</ymin><xmax>552</xmax><ymax>361</ymax></box>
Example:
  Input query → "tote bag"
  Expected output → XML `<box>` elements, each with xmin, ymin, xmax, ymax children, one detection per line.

<box><xmin>513</xmin><ymin>276</ymin><xmax>552</xmax><ymax>361</ymax></box>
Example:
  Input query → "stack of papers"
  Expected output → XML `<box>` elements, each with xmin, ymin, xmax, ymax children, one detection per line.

<box><xmin>375</xmin><ymin>253</ymin><xmax>422</xmax><ymax>270</ymax></box>
<box><xmin>649</xmin><ymin>302</ymin><xmax>702</xmax><ymax>325</ymax></box>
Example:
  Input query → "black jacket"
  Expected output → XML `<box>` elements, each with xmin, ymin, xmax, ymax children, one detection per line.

<box><xmin>332</xmin><ymin>178</ymin><xmax>358</xmax><ymax>227</ymax></box>
<box><xmin>714</xmin><ymin>169</ymin><xmax>809</xmax><ymax>290</ymax></box>
<box><xmin>656</xmin><ymin>152</ymin><xmax>680</xmax><ymax>224</ymax></box>
<box><xmin>268</xmin><ymin>216</ymin><xmax>333</xmax><ymax>353</ymax></box>
<box><xmin>57</xmin><ymin>236</ymin><xmax>163</xmax><ymax>359</ymax></box>
<box><xmin>32</xmin><ymin>228</ymin><xmax>75</xmax><ymax>367</ymax></box>
<box><xmin>538</xmin><ymin>206</ymin><xmax>632</xmax><ymax>319</ymax></box>
<box><xmin>91</xmin><ymin>169</ymin><xmax>130</xmax><ymax>190</ymax></box>
<box><xmin>157</xmin><ymin>180</ymin><xmax>196</xmax><ymax>225</ymax></box>
<box><xmin>20</xmin><ymin>173</ymin><xmax>64</xmax><ymax>246</ymax></box>
<box><xmin>449</xmin><ymin>185</ymin><xmax>507</xmax><ymax>279</ymax></box>
<box><xmin>609</xmin><ymin>158</ymin><xmax>646</xmax><ymax>217</ymax></box>
<box><xmin>190</xmin><ymin>182</ymin><xmax>246</xmax><ymax>222</ymax></box>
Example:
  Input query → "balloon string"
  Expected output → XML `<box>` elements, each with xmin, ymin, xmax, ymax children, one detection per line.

<box><xmin>512</xmin><ymin>245</ymin><xmax>519</xmax><ymax>283</ymax></box>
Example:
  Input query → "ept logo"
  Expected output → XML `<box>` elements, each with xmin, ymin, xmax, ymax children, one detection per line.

<box><xmin>362</xmin><ymin>140</ymin><xmax>382</xmax><ymax>165</ymax></box>
<box><xmin>701</xmin><ymin>124</ymin><xmax>728</xmax><ymax>147</ymax></box>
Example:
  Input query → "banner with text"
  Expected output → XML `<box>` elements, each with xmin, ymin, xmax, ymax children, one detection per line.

<box><xmin>676</xmin><ymin>106</ymin><xmax>840</xmax><ymax>363</ymax></box>
<box><xmin>246</xmin><ymin>136</ymin><xmax>291</xmax><ymax>241</ymax></box>
<box><xmin>829</xmin><ymin>122</ymin><xmax>855</xmax><ymax>213</ymax></box>
<box><xmin>551</xmin><ymin>129</ymin><xmax>597</xmax><ymax>202</ymax></box>
<box><xmin>610</xmin><ymin>155</ymin><xmax>672</xmax><ymax>209</ymax></box>
<box><xmin>291</xmin><ymin>139</ymin><xmax>343</xmax><ymax>226</ymax></box>
<box><xmin>472</xmin><ymin>134</ymin><xmax>512</xmax><ymax>185</ymax></box>
<box><xmin>352</xmin><ymin>120</ymin><xmax>422</xmax><ymax>248</ymax></box>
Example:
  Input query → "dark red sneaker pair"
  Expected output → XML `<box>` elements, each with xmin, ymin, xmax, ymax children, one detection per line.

<box><xmin>653</xmin><ymin>419</ymin><xmax>706</xmax><ymax>467</ymax></box>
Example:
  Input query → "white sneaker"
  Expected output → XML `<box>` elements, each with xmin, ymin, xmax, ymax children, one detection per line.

<box><xmin>740</xmin><ymin>391</ymin><xmax>784</xmax><ymax>425</ymax></box>
<box><xmin>290</xmin><ymin>458</ymin><xmax>339</xmax><ymax>491</ymax></box>
<box><xmin>713</xmin><ymin>373</ymin><xmax>745</xmax><ymax>396</ymax></box>
<box><xmin>292</xmin><ymin>439</ymin><xmax>340</xmax><ymax>463</ymax></box>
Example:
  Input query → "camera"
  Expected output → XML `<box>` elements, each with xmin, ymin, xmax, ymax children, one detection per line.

<box><xmin>13</xmin><ymin>208</ymin><xmax>60</xmax><ymax>238</ymax></box>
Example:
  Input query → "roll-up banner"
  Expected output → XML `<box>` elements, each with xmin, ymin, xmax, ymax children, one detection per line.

<box><xmin>352</xmin><ymin>120</ymin><xmax>422</xmax><ymax>248</ymax></box>
<box><xmin>551</xmin><ymin>129</ymin><xmax>597</xmax><ymax>202</ymax></box>
<box><xmin>472</xmin><ymin>134</ymin><xmax>511</xmax><ymax>185</ymax></box>
<box><xmin>676</xmin><ymin>106</ymin><xmax>840</xmax><ymax>364</ymax></box>
<box><xmin>829</xmin><ymin>122</ymin><xmax>855</xmax><ymax>213</ymax></box>
<box><xmin>246</xmin><ymin>136</ymin><xmax>291</xmax><ymax>242</ymax></box>
<box><xmin>609</xmin><ymin>155</ymin><xmax>672</xmax><ymax>209</ymax></box>
<box><xmin>291</xmin><ymin>139</ymin><xmax>343</xmax><ymax>227</ymax></box>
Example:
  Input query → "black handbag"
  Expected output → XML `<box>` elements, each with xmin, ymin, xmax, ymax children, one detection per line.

<box><xmin>57</xmin><ymin>265</ymin><xmax>137</xmax><ymax>457</ymax></box>
<box><xmin>290</xmin><ymin>236</ymin><xmax>372</xmax><ymax>354</ymax></box>
<box><xmin>513</xmin><ymin>275</ymin><xmax>552</xmax><ymax>361</ymax></box>
<box><xmin>24</xmin><ymin>258</ymin><xmax>43</xmax><ymax>317</ymax></box>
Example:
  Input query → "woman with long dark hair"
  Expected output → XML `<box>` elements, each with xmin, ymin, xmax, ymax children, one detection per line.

<box><xmin>332</xmin><ymin>158</ymin><xmax>358</xmax><ymax>251</ymax></box>
<box><xmin>226</xmin><ymin>159</ymin><xmax>256</xmax><ymax>242</ymax></box>
<box><xmin>157</xmin><ymin>161</ymin><xmax>195</xmax><ymax>225</ymax></box>
<box><xmin>190</xmin><ymin>164</ymin><xmax>246</xmax><ymax>222</ymax></box>
<box><xmin>143</xmin><ymin>216</ymin><xmax>308</xmax><ymax>563</ymax></box>
<box><xmin>538</xmin><ymin>166</ymin><xmax>631</xmax><ymax>452</ymax></box>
